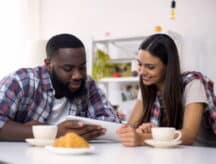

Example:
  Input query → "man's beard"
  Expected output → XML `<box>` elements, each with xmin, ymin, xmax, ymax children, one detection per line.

<box><xmin>50</xmin><ymin>70</ymin><xmax>86</xmax><ymax>99</ymax></box>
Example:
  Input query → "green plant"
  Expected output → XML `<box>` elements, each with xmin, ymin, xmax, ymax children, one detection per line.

<box><xmin>92</xmin><ymin>49</ymin><xmax>111</xmax><ymax>80</ymax></box>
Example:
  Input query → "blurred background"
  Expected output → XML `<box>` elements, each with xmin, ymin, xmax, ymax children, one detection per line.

<box><xmin>0</xmin><ymin>0</ymin><xmax>215</xmax><ymax>120</ymax></box>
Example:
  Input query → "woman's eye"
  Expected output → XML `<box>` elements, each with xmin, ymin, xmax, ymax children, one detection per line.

<box><xmin>136</xmin><ymin>61</ymin><xmax>142</xmax><ymax>67</ymax></box>
<box><xmin>147</xmin><ymin>65</ymin><xmax>155</xmax><ymax>70</ymax></box>
<box><xmin>138</xmin><ymin>63</ymin><xmax>142</xmax><ymax>67</ymax></box>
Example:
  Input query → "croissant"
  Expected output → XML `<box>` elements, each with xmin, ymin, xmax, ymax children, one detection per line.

<box><xmin>53</xmin><ymin>132</ymin><xmax>89</xmax><ymax>148</ymax></box>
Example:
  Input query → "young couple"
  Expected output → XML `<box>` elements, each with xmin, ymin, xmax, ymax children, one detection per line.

<box><xmin>0</xmin><ymin>33</ymin><xmax>215</xmax><ymax>147</ymax></box>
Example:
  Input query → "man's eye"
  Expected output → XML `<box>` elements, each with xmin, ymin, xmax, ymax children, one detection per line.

<box><xmin>63</xmin><ymin>67</ymin><xmax>73</xmax><ymax>72</ymax></box>
<box><xmin>79</xmin><ymin>66</ymin><xmax>86</xmax><ymax>70</ymax></box>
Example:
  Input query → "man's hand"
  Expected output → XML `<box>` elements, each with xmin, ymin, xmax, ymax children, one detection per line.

<box><xmin>0</xmin><ymin>120</ymin><xmax>44</xmax><ymax>141</ymax></box>
<box><xmin>24</xmin><ymin>120</ymin><xmax>45</xmax><ymax>126</ymax></box>
<box><xmin>57</xmin><ymin>120</ymin><xmax>106</xmax><ymax>140</ymax></box>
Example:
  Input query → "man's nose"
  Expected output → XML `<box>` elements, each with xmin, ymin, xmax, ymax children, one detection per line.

<box><xmin>71</xmin><ymin>69</ymin><xmax>82</xmax><ymax>79</ymax></box>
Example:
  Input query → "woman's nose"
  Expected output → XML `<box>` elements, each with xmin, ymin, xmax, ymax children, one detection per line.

<box><xmin>139</xmin><ymin>66</ymin><xmax>147</xmax><ymax>75</ymax></box>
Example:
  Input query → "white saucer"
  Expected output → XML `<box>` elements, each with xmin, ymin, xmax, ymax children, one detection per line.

<box><xmin>25</xmin><ymin>138</ymin><xmax>54</xmax><ymax>147</ymax></box>
<box><xmin>45</xmin><ymin>145</ymin><xmax>95</xmax><ymax>155</ymax></box>
<box><xmin>144</xmin><ymin>139</ymin><xmax>182</xmax><ymax>148</ymax></box>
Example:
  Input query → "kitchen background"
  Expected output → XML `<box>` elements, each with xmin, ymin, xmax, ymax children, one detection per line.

<box><xmin>0</xmin><ymin>0</ymin><xmax>215</xmax><ymax>119</ymax></box>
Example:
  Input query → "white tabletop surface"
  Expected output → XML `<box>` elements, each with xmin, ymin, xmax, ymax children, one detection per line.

<box><xmin>0</xmin><ymin>141</ymin><xmax>216</xmax><ymax>164</ymax></box>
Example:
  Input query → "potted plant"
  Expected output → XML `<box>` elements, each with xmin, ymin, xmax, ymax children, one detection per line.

<box><xmin>92</xmin><ymin>49</ymin><xmax>111</xmax><ymax>81</ymax></box>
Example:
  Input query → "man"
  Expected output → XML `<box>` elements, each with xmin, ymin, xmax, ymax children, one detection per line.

<box><xmin>0</xmin><ymin>33</ymin><xmax>120</xmax><ymax>141</ymax></box>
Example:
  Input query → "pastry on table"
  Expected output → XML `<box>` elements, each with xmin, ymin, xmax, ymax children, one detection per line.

<box><xmin>53</xmin><ymin>132</ymin><xmax>89</xmax><ymax>148</ymax></box>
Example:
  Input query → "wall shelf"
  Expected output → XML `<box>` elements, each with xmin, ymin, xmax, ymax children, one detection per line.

<box><xmin>91</xmin><ymin>31</ymin><xmax>182</xmax><ymax>121</ymax></box>
<box><xmin>92</xmin><ymin>35</ymin><xmax>146</xmax><ymax>108</ymax></box>
<box><xmin>99</xmin><ymin>77</ymin><xmax>139</xmax><ymax>83</ymax></box>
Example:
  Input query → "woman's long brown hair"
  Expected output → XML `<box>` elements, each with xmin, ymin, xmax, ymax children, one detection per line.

<box><xmin>139</xmin><ymin>34</ymin><xmax>183</xmax><ymax>129</ymax></box>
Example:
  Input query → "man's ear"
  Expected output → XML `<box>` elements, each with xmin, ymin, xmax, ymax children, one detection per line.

<box><xmin>44</xmin><ymin>58</ymin><xmax>51</xmax><ymax>71</ymax></box>
<box><xmin>44</xmin><ymin>58</ymin><xmax>50</xmax><ymax>66</ymax></box>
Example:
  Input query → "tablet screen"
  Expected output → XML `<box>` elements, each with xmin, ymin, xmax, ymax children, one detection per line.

<box><xmin>66</xmin><ymin>115</ymin><xmax>122</xmax><ymax>141</ymax></box>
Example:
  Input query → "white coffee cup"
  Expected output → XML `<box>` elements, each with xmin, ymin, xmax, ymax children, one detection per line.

<box><xmin>151</xmin><ymin>127</ymin><xmax>182</xmax><ymax>142</ymax></box>
<box><xmin>32</xmin><ymin>125</ymin><xmax>57</xmax><ymax>140</ymax></box>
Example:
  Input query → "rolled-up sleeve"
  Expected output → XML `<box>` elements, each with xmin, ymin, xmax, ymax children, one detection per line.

<box><xmin>0</xmin><ymin>76</ymin><xmax>22</xmax><ymax>128</ymax></box>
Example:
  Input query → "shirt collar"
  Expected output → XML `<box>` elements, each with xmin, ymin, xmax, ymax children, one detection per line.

<box><xmin>40</xmin><ymin>65</ymin><xmax>54</xmax><ymax>92</ymax></box>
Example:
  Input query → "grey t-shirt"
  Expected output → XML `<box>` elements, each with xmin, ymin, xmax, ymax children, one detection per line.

<box><xmin>183</xmin><ymin>79</ymin><xmax>216</xmax><ymax>147</ymax></box>
<box><xmin>137</xmin><ymin>79</ymin><xmax>216</xmax><ymax>146</ymax></box>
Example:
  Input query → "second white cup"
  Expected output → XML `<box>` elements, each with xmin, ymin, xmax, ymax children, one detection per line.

<box><xmin>151</xmin><ymin>127</ymin><xmax>182</xmax><ymax>142</ymax></box>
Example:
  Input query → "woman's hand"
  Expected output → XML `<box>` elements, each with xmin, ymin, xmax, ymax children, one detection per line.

<box><xmin>117</xmin><ymin>124</ymin><xmax>144</xmax><ymax>147</ymax></box>
<box><xmin>136</xmin><ymin>123</ymin><xmax>154</xmax><ymax>134</ymax></box>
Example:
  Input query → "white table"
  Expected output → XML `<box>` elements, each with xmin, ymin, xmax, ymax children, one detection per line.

<box><xmin>0</xmin><ymin>142</ymin><xmax>215</xmax><ymax>164</ymax></box>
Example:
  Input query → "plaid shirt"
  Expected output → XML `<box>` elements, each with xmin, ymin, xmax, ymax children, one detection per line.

<box><xmin>0</xmin><ymin>66</ymin><xmax>120</xmax><ymax>128</ymax></box>
<box><xmin>150</xmin><ymin>71</ymin><xmax>216</xmax><ymax>135</ymax></box>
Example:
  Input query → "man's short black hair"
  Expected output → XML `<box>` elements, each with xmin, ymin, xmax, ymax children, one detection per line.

<box><xmin>46</xmin><ymin>33</ymin><xmax>85</xmax><ymax>58</ymax></box>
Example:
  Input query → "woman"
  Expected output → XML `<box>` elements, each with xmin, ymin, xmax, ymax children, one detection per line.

<box><xmin>117</xmin><ymin>34</ymin><xmax>216</xmax><ymax>147</ymax></box>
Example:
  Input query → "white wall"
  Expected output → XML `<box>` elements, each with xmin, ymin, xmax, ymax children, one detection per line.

<box><xmin>1</xmin><ymin>0</ymin><xmax>216</xmax><ymax>81</ymax></box>
<box><xmin>39</xmin><ymin>0</ymin><xmax>216</xmax><ymax>114</ymax></box>
<box><xmin>0</xmin><ymin>0</ymin><xmax>215</xmax><ymax>117</ymax></box>
<box><xmin>0</xmin><ymin>0</ymin><xmax>42</xmax><ymax>78</ymax></box>
<box><xmin>40</xmin><ymin>0</ymin><xmax>216</xmax><ymax>83</ymax></box>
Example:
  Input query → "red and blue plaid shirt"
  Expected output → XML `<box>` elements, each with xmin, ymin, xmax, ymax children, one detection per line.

<box><xmin>0</xmin><ymin>66</ymin><xmax>120</xmax><ymax>128</ymax></box>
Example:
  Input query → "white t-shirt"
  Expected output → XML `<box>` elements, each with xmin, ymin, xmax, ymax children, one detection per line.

<box><xmin>47</xmin><ymin>97</ymin><xmax>68</xmax><ymax>124</ymax></box>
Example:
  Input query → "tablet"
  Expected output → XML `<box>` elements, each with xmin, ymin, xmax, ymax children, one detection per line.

<box><xmin>66</xmin><ymin>115</ymin><xmax>122</xmax><ymax>142</ymax></box>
